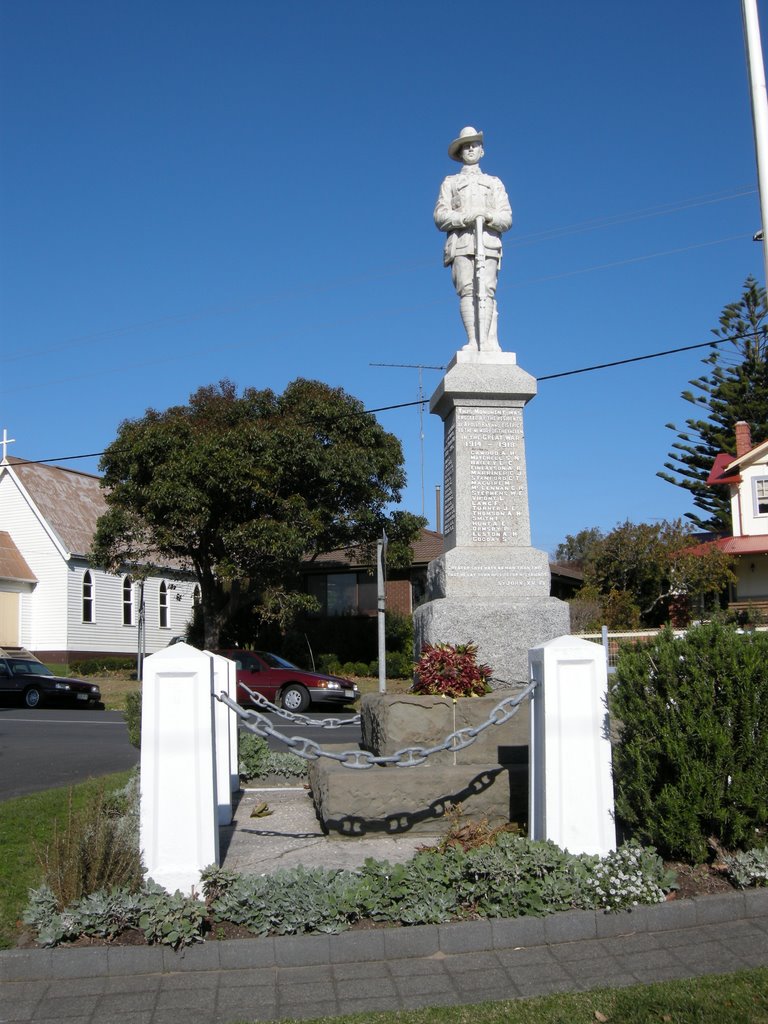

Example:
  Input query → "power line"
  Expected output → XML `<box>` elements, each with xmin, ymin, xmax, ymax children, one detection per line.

<box><xmin>7</xmin><ymin>327</ymin><xmax>761</xmax><ymax>468</ymax></box>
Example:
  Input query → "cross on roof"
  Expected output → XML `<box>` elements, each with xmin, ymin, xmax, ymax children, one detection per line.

<box><xmin>1</xmin><ymin>428</ymin><xmax>16</xmax><ymax>462</ymax></box>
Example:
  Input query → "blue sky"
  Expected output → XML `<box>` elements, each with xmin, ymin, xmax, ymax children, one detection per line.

<box><xmin>1</xmin><ymin>0</ymin><xmax>765</xmax><ymax>555</ymax></box>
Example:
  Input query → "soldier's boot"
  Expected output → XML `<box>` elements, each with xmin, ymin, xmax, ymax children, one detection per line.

<box><xmin>479</xmin><ymin>301</ymin><xmax>501</xmax><ymax>352</ymax></box>
<box><xmin>460</xmin><ymin>297</ymin><xmax>477</xmax><ymax>350</ymax></box>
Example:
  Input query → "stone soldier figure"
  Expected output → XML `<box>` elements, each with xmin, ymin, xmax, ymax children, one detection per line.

<box><xmin>434</xmin><ymin>126</ymin><xmax>512</xmax><ymax>351</ymax></box>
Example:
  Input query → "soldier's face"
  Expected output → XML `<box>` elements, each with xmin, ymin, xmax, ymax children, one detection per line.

<box><xmin>461</xmin><ymin>142</ymin><xmax>483</xmax><ymax>165</ymax></box>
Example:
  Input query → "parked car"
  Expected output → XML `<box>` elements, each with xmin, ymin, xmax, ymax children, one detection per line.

<box><xmin>0</xmin><ymin>654</ymin><xmax>102</xmax><ymax>709</ymax></box>
<box><xmin>215</xmin><ymin>650</ymin><xmax>360</xmax><ymax>712</ymax></box>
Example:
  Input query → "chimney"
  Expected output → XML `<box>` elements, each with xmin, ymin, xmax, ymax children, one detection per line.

<box><xmin>735</xmin><ymin>421</ymin><xmax>753</xmax><ymax>457</ymax></box>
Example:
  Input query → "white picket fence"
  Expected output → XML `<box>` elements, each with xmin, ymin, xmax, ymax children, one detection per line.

<box><xmin>139</xmin><ymin>638</ymin><xmax>616</xmax><ymax>895</ymax></box>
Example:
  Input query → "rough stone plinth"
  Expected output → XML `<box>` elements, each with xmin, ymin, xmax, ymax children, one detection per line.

<box><xmin>361</xmin><ymin>692</ymin><xmax>528</xmax><ymax>766</ymax></box>
<box><xmin>309</xmin><ymin>760</ymin><xmax>527</xmax><ymax>836</ymax></box>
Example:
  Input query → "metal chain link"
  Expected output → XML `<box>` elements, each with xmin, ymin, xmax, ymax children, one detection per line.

<box><xmin>217</xmin><ymin>679</ymin><xmax>538</xmax><ymax>769</ymax></box>
<box><xmin>238</xmin><ymin>683</ymin><xmax>361</xmax><ymax>728</ymax></box>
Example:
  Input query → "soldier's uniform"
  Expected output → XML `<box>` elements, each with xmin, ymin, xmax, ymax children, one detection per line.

<box><xmin>433</xmin><ymin>128</ymin><xmax>512</xmax><ymax>350</ymax></box>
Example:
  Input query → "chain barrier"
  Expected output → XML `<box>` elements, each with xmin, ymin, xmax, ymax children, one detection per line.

<box><xmin>217</xmin><ymin>679</ymin><xmax>538</xmax><ymax>770</ymax></box>
<box><xmin>238</xmin><ymin>683</ymin><xmax>361</xmax><ymax>728</ymax></box>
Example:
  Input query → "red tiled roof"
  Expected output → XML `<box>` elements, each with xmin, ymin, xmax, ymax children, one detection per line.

<box><xmin>706</xmin><ymin>452</ymin><xmax>741</xmax><ymax>486</ymax></box>
<box><xmin>691</xmin><ymin>535</ymin><xmax>768</xmax><ymax>556</ymax></box>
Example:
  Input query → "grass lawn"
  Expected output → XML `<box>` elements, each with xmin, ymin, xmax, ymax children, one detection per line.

<box><xmin>0</xmin><ymin>770</ymin><xmax>135</xmax><ymax>949</ymax></box>
<box><xmin>261</xmin><ymin>969</ymin><xmax>768</xmax><ymax>1023</ymax></box>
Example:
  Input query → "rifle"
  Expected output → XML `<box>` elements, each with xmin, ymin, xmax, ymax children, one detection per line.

<box><xmin>474</xmin><ymin>215</ymin><xmax>487</xmax><ymax>349</ymax></box>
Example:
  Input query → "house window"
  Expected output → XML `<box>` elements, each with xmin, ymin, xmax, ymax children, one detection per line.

<box><xmin>306</xmin><ymin>572</ymin><xmax>377</xmax><ymax>616</ymax></box>
<box><xmin>755</xmin><ymin>478</ymin><xmax>768</xmax><ymax>516</ymax></box>
<box><xmin>122</xmin><ymin>576</ymin><xmax>134</xmax><ymax>626</ymax></box>
<box><xmin>159</xmin><ymin>581</ymin><xmax>169</xmax><ymax>628</ymax></box>
<box><xmin>327</xmin><ymin>573</ymin><xmax>357</xmax><ymax>615</ymax></box>
<box><xmin>82</xmin><ymin>571</ymin><xmax>94</xmax><ymax>623</ymax></box>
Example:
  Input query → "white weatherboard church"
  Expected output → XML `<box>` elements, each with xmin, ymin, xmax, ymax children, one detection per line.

<box><xmin>0</xmin><ymin>445</ymin><xmax>198</xmax><ymax>663</ymax></box>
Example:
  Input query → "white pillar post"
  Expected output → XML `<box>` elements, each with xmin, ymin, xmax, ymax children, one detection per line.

<box><xmin>139</xmin><ymin>642</ymin><xmax>219</xmax><ymax>894</ymax></box>
<box><xmin>528</xmin><ymin>635</ymin><xmax>616</xmax><ymax>857</ymax></box>
<box><xmin>207</xmin><ymin>651</ymin><xmax>237</xmax><ymax>825</ymax></box>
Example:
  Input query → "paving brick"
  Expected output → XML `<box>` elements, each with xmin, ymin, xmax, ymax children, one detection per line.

<box><xmin>595</xmin><ymin>904</ymin><xmax>656</xmax><ymax>937</ymax></box>
<box><xmin>645</xmin><ymin>899</ymin><xmax>698</xmax><ymax>931</ymax></box>
<box><xmin>543</xmin><ymin>909</ymin><xmax>597</xmax><ymax>944</ymax></box>
<box><xmin>217</xmin><ymin>937</ymin><xmax>276</xmax><ymax>970</ymax></box>
<box><xmin>46</xmin><ymin>946</ymin><xmax>110</xmax><ymax>980</ymax></box>
<box><xmin>694</xmin><ymin>892</ymin><xmax>746</xmax><ymax>925</ymax></box>
<box><xmin>0</xmin><ymin>950</ymin><xmax>53</xmax><ymax>983</ymax></box>
<box><xmin>491</xmin><ymin>914</ymin><xmax>547</xmax><ymax>948</ymax></box>
<box><xmin>273</xmin><ymin>933</ymin><xmax>331</xmax><ymax>967</ymax></box>
<box><xmin>438</xmin><ymin>919</ymin><xmax>493</xmax><ymax>954</ymax></box>
<box><xmin>162</xmin><ymin>942</ymin><xmax>220</xmax><ymax>973</ymax></box>
<box><xmin>328</xmin><ymin>927</ymin><xmax>386</xmax><ymax>963</ymax></box>
<box><xmin>336</xmin><ymin>995</ymin><xmax>403</xmax><ymax>1016</ymax></box>
<box><xmin>383</xmin><ymin>923</ymin><xmax>439</xmax><ymax>959</ymax></box>
<box><xmin>394</xmin><ymin>971</ymin><xmax>458</xmax><ymax>996</ymax></box>
<box><xmin>449</xmin><ymin>966</ymin><xmax>511</xmax><ymax>992</ymax></box>
<box><xmin>106</xmin><ymin>945</ymin><xmax>167</xmax><ymax>977</ymax></box>
<box><xmin>744</xmin><ymin>887</ymin><xmax>768</xmax><ymax>918</ymax></box>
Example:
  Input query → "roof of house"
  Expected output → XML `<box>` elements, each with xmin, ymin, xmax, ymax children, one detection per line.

<box><xmin>0</xmin><ymin>531</ymin><xmax>37</xmax><ymax>582</ymax></box>
<box><xmin>708</xmin><ymin>535</ymin><xmax>768</xmax><ymax>555</ymax></box>
<box><xmin>3</xmin><ymin>457</ymin><xmax>106</xmax><ymax>558</ymax></box>
<box><xmin>706</xmin><ymin>452</ymin><xmax>741</xmax><ymax>486</ymax></box>
<box><xmin>708</xmin><ymin>437</ymin><xmax>768</xmax><ymax>485</ymax></box>
<box><xmin>305</xmin><ymin>529</ymin><xmax>445</xmax><ymax>570</ymax></box>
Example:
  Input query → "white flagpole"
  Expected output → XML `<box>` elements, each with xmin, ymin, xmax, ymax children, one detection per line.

<box><xmin>742</xmin><ymin>0</ymin><xmax>768</xmax><ymax>285</ymax></box>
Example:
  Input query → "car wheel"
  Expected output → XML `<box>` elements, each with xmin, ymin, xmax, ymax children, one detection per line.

<box><xmin>281</xmin><ymin>684</ymin><xmax>310</xmax><ymax>713</ymax></box>
<box><xmin>24</xmin><ymin>687</ymin><xmax>42</xmax><ymax>709</ymax></box>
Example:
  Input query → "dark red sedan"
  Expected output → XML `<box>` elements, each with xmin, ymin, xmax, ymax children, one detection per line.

<box><xmin>216</xmin><ymin>650</ymin><xmax>360</xmax><ymax>712</ymax></box>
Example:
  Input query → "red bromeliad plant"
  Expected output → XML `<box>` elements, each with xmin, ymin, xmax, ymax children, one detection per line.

<box><xmin>412</xmin><ymin>641</ymin><xmax>492</xmax><ymax>699</ymax></box>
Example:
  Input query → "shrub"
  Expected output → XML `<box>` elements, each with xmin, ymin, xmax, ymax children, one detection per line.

<box><xmin>369</xmin><ymin>651</ymin><xmax>414</xmax><ymax>679</ymax></box>
<box><xmin>123</xmin><ymin>690</ymin><xmax>142</xmax><ymax>749</ymax></box>
<box><xmin>412</xmin><ymin>641</ymin><xmax>491</xmax><ymax>698</ymax></box>
<box><xmin>34</xmin><ymin>777</ymin><xmax>143</xmax><ymax>910</ymax></box>
<box><xmin>611</xmin><ymin>623</ymin><xmax>768</xmax><ymax>862</ymax></box>
<box><xmin>238</xmin><ymin>733</ymin><xmax>307</xmax><ymax>781</ymax></box>
<box><xmin>316</xmin><ymin>653</ymin><xmax>342</xmax><ymax>675</ymax></box>
<box><xmin>69</xmin><ymin>657</ymin><xmax>135</xmax><ymax>675</ymax></box>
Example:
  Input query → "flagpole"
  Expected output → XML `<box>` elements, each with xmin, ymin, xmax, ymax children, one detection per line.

<box><xmin>742</xmin><ymin>0</ymin><xmax>768</xmax><ymax>285</ymax></box>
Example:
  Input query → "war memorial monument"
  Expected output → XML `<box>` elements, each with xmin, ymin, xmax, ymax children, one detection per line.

<box><xmin>414</xmin><ymin>126</ymin><xmax>570</xmax><ymax>685</ymax></box>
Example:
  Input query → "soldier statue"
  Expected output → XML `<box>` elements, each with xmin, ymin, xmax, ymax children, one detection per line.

<box><xmin>434</xmin><ymin>126</ymin><xmax>512</xmax><ymax>351</ymax></box>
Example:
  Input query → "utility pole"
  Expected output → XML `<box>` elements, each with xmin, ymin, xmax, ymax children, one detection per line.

<box><xmin>742</xmin><ymin>0</ymin><xmax>768</xmax><ymax>284</ymax></box>
<box><xmin>377</xmin><ymin>531</ymin><xmax>387</xmax><ymax>694</ymax></box>
<box><xmin>369</xmin><ymin>362</ymin><xmax>444</xmax><ymax>520</ymax></box>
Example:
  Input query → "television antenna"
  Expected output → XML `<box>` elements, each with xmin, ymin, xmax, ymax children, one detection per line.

<box><xmin>370</xmin><ymin>362</ymin><xmax>444</xmax><ymax>517</ymax></box>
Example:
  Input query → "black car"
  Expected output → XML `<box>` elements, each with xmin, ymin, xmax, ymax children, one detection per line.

<box><xmin>0</xmin><ymin>655</ymin><xmax>102</xmax><ymax>709</ymax></box>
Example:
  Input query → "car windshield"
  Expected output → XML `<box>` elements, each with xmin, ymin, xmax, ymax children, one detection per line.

<box><xmin>257</xmin><ymin>652</ymin><xmax>300</xmax><ymax>670</ymax></box>
<box><xmin>10</xmin><ymin>660</ymin><xmax>53</xmax><ymax>677</ymax></box>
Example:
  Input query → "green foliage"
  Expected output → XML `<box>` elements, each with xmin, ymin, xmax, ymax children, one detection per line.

<box><xmin>24</xmin><ymin>882</ymin><xmax>205</xmax><ymax>949</ymax></box>
<box><xmin>582</xmin><ymin>519</ymin><xmax>734</xmax><ymax>627</ymax></box>
<box><xmin>123</xmin><ymin>690</ymin><xmax>142</xmax><ymax>749</ymax></box>
<box><xmin>238</xmin><ymin>732</ymin><xmax>307</xmax><ymax>781</ymax></box>
<box><xmin>413</xmin><ymin>641</ymin><xmax>492</xmax><ymax>698</ymax></box>
<box><xmin>25</xmin><ymin>829</ymin><xmax>678</xmax><ymax>947</ymax></box>
<box><xmin>69</xmin><ymin>657</ymin><xmax>135</xmax><ymax>675</ymax></box>
<box><xmin>659</xmin><ymin>276</ymin><xmax>768</xmax><ymax>531</ymax></box>
<box><xmin>91</xmin><ymin>378</ymin><xmax>423</xmax><ymax>649</ymax></box>
<box><xmin>611</xmin><ymin>623</ymin><xmax>768</xmax><ymax>861</ymax></box>
<box><xmin>0</xmin><ymin>769</ymin><xmax>136</xmax><ymax>950</ymax></box>
<box><xmin>33</xmin><ymin>776</ymin><xmax>143</xmax><ymax>911</ymax></box>
<box><xmin>723</xmin><ymin>847</ymin><xmax>768</xmax><ymax>888</ymax></box>
<box><xmin>553</xmin><ymin>526</ymin><xmax>605</xmax><ymax>566</ymax></box>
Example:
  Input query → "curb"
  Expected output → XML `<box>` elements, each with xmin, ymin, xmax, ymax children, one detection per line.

<box><xmin>2</xmin><ymin>888</ymin><xmax>767</xmax><ymax>983</ymax></box>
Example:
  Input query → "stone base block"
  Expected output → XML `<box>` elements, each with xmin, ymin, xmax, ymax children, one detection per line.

<box><xmin>361</xmin><ymin>692</ymin><xmax>528</xmax><ymax>766</ymax></box>
<box><xmin>413</xmin><ymin>596</ymin><xmax>571</xmax><ymax>686</ymax></box>
<box><xmin>309</xmin><ymin>760</ymin><xmax>527</xmax><ymax>836</ymax></box>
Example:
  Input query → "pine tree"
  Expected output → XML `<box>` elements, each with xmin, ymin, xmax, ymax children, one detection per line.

<box><xmin>658</xmin><ymin>277</ymin><xmax>768</xmax><ymax>532</ymax></box>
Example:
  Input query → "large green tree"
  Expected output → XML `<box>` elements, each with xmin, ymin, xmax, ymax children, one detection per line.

<box><xmin>658</xmin><ymin>277</ymin><xmax>768</xmax><ymax>532</ymax></box>
<box><xmin>580</xmin><ymin>519</ymin><xmax>734</xmax><ymax>628</ymax></box>
<box><xmin>91</xmin><ymin>379</ymin><xmax>425</xmax><ymax>648</ymax></box>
